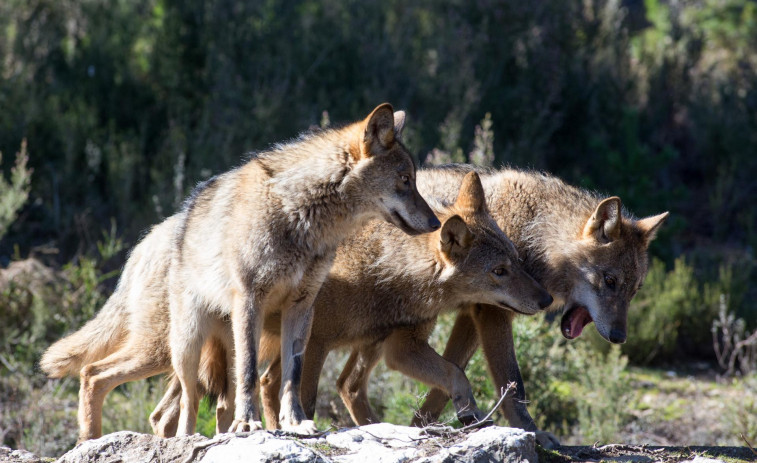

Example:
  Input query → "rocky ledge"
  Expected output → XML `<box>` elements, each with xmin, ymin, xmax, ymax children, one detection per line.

<box><xmin>52</xmin><ymin>424</ymin><xmax>535</xmax><ymax>463</ymax></box>
<box><xmin>4</xmin><ymin>425</ymin><xmax>754</xmax><ymax>463</ymax></box>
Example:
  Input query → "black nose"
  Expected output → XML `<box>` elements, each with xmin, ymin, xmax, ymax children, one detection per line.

<box><xmin>538</xmin><ymin>293</ymin><xmax>554</xmax><ymax>309</ymax></box>
<box><xmin>429</xmin><ymin>216</ymin><xmax>441</xmax><ymax>230</ymax></box>
<box><xmin>609</xmin><ymin>329</ymin><xmax>626</xmax><ymax>344</ymax></box>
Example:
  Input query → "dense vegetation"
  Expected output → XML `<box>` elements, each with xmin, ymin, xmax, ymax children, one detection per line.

<box><xmin>1</xmin><ymin>0</ymin><xmax>755</xmax><ymax>456</ymax></box>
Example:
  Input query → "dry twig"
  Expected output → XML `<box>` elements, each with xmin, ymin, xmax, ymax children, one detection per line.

<box><xmin>420</xmin><ymin>382</ymin><xmax>516</xmax><ymax>437</ymax></box>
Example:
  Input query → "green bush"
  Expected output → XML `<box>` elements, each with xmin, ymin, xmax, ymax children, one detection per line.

<box><xmin>0</xmin><ymin>140</ymin><xmax>31</xmax><ymax>241</ymax></box>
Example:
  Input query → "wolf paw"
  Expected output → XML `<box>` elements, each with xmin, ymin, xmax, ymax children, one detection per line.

<box><xmin>280</xmin><ymin>419</ymin><xmax>318</xmax><ymax>435</ymax></box>
<box><xmin>229</xmin><ymin>419</ymin><xmax>263</xmax><ymax>433</ymax></box>
<box><xmin>457</xmin><ymin>408</ymin><xmax>490</xmax><ymax>427</ymax></box>
<box><xmin>535</xmin><ymin>430</ymin><xmax>560</xmax><ymax>449</ymax></box>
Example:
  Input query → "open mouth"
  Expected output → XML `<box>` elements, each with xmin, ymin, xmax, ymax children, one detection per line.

<box><xmin>560</xmin><ymin>305</ymin><xmax>593</xmax><ymax>339</ymax></box>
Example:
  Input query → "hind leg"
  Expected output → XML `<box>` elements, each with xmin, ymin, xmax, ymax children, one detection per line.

<box><xmin>170</xmin><ymin>291</ymin><xmax>212</xmax><ymax>436</ymax></box>
<box><xmin>78</xmin><ymin>346</ymin><xmax>169</xmax><ymax>442</ymax></box>
<box><xmin>214</xmin><ymin>337</ymin><xmax>236</xmax><ymax>434</ymax></box>
<box><xmin>336</xmin><ymin>342</ymin><xmax>382</xmax><ymax>425</ymax></box>
<box><xmin>150</xmin><ymin>375</ymin><xmax>183</xmax><ymax>437</ymax></box>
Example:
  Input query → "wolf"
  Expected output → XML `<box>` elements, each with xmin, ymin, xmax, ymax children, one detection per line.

<box><xmin>167</xmin><ymin>102</ymin><xmax>440</xmax><ymax>437</ymax></box>
<box><xmin>40</xmin><ymin>103</ymin><xmax>440</xmax><ymax>441</ymax></box>
<box><xmin>40</xmin><ymin>213</ymin><xmax>235</xmax><ymax>442</ymax></box>
<box><xmin>151</xmin><ymin>171</ymin><xmax>553</xmax><ymax>440</ymax></box>
<box><xmin>397</xmin><ymin>165</ymin><xmax>669</xmax><ymax>441</ymax></box>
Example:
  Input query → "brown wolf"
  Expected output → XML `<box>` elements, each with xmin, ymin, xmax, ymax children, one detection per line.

<box><xmin>40</xmin><ymin>103</ymin><xmax>440</xmax><ymax>440</ymax></box>
<box><xmin>399</xmin><ymin>165</ymin><xmax>669</xmax><ymax>441</ymax></box>
<box><xmin>151</xmin><ymin>171</ymin><xmax>553</xmax><ymax>439</ymax></box>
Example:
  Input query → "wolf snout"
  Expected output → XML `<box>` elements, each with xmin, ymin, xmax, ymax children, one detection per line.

<box><xmin>538</xmin><ymin>293</ymin><xmax>554</xmax><ymax>309</ymax></box>
<box><xmin>428</xmin><ymin>216</ymin><xmax>441</xmax><ymax>231</ymax></box>
<box><xmin>608</xmin><ymin>329</ymin><xmax>626</xmax><ymax>344</ymax></box>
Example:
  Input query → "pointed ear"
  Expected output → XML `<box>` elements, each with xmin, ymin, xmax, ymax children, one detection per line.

<box><xmin>583</xmin><ymin>196</ymin><xmax>622</xmax><ymax>242</ymax></box>
<box><xmin>361</xmin><ymin>103</ymin><xmax>395</xmax><ymax>158</ymax></box>
<box><xmin>393</xmin><ymin>110</ymin><xmax>406</xmax><ymax>140</ymax></box>
<box><xmin>636</xmin><ymin>211</ymin><xmax>669</xmax><ymax>244</ymax></box>
<box><xmin>440</xmin><ymin>215</ymin><xmax>473</xmax><ymax>260</ymax></box>
<box><xmin>454</xmin><ymin>171</ymin><xmax>486</xmax><ymax>214</ymax></box>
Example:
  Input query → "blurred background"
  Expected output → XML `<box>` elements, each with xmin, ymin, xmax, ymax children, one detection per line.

<box><xmin>0</xmin><ymin>0</ymin><xmax>755</xmax><ymax>456</ymax></box>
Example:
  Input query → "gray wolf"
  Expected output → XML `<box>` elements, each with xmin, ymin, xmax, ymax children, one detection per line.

<box><xmin>166</xmin><ymin>102</ymin><xmax>439</xmax><ymax>436</ymax></box>
<box><xmin>406</xmin><ymin>165</ymin><xmax>668</xmax><ymax>444</ymax></box>
<box><xmin>151</xmin><ymin>171</ymin><xmax>553</xmax><ymax>441</ymax></box>
<box><xmin>41</xmin><ymin>103</ymin><xmax>440</xmax><ymax>440</ymax></box>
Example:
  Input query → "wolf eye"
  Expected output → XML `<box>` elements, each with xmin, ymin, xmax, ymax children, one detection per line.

<box><xmin>400</xmin><ymin>174</ymin><xmax>410</xmax><ymax>184</ymax></box>
<box><xmin>493</xmin><ymin>267</ymin><xmax>507</xmax><ymax>276</ymax></box>
<box><xmin>604</xmin><ymin>274</ymin><xmax>616</xmax><ymax>289</ymax></box>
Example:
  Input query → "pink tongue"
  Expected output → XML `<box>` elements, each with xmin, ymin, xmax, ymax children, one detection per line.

<box><xmin>569</xmin><ymin>307</ymin><xmax>592</xmax><ymax>338</ymax></box>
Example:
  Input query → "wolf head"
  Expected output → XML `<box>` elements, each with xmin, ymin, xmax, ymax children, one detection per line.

<box><xmin>559</xmin><ymin>196</ymin><xmax>669</xmax><ymax>344</ymax></box>
<box><xmin>438</xmin><ymin>172</ymin><xmax>553</xmax><ymax>314</ymax></box>
<box><xmin>350</xmin><ymin>103</ymin><xmax>440</xmax><ymax>235</ymax></box>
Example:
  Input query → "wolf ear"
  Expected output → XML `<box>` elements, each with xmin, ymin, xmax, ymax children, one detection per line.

<box><xmin>583</xmin><ymin>196</ymin><xmax>622</xmax><ymax>243</ymax></box>
<box><xmin>393</xmin><ymin>110</ymin><xmax>406</xmax><ymax>140</ymax></box>
<box><xmin>440</xmin><ymin>215</ymin><xmax>473</xmax><ymax>260</ymax></box>
<box><xmin>454</xmin><ymin>171</ymin><xmax>486</xmax><ymax>214</ymax></box>
<box><xmin>361</xmin><ymin>103</ymin><xmax>396</xmax><ymax>157</ymax></box>
<box><xmin>636</xmin><ymin>211</ymin><xmax>669</xmax><ymax>244</ymax></box>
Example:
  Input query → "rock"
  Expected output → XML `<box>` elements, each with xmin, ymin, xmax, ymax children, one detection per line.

<box><xmin>0</xmin><ymin>446</ymin><xmax>47</xmax><ymax>463</ymax></box>
<box><xmin>54</xmin><ymin>431</ymin><xmax>207</xmax><ymax>463</ymax></box>
<box><xmin>681</xmin><ymin>457</ymin><xmax>727</xmax><ymax>463</ymax></box>
<box><xmin>51</xmin><ymin>425</ymin><xmax>538</xmax><ymax>463</ymax></box>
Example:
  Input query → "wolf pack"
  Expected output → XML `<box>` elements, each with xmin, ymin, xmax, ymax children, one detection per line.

<box><xmin>41</xmin><ymin>103</ymin><xmax>669</xmax><ymax>449</ymax></box>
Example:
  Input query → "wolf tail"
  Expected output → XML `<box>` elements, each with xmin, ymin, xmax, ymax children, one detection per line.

<box><xmin>40</xmin><ymin>297</ymin><xmax>127</xmax><ymax>378</ymax></box>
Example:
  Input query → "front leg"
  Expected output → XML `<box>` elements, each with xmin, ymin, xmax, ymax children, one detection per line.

<box><xmin>412</xmin><ymin>307</ymin><xmax>480</xmax><ymax>426</ymax></box>
<box><xmin>385</xmin><ymin>321</ymin><xmax>486</xmax><ymax>426</ymax></box>
<box><xmin>471</xmin><ymin>305</ymin><xmax>560</xmax><ymax>449</ymax></box>
<box><xmin>229</xmin><ymin>291</ymin><xmax>264</xmax><ymax>433</ymax></box>
<box><xmin>278</xmin><ymin>292</ymin><xmax>319</xmax><ymax>434</ymax></box>
<box><xmin>277</xmin><ymin>257</ymin><xmax>333</xmax><ymax>434</ymax></box>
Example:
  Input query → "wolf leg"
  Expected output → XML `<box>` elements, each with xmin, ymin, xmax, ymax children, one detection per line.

<box><xmin>229</xmin><ymin>290</ymin><xmax>264</xmax><ymax>432</ymax></box>
<box><xmin>412</xmin><ymin>308</ymin><xmax>479</xmax><ymax>426</ymax></box>
<box><xmin>384</xmin><ymin>321</ymin><xmax>485</xmax><ymax>426</ymax></box>
<box><xmin>260</xmin><ymin>353</ymin><xmax>281</xmax><ymax>430</ymax></box>
<box><xmin>215</xmin><ymin>336</ymin><xmax>236</xmax><ymax>434</ymax></box>
<box><xmin>278</xmin><ymin>292</ymin><xmax>319</xmax><ymax>434</ymax></box>
<box><xmin>336</xmin><ymin>342</ymin><xmax>382</xmax><ymax>425</ymax></box>
<box><xmin>78</xmin><ymin>345</ymin><xmax>169</xmax><ymax>442</ymax></box>
<box><xmin>150</xmin><ymin>375</ymin><xmax>182</xmax><ymax>437</ymax></box>
<box><xmin>300</xmin><ymin>339</ymin><xmax>329</xmax><ymax>421</ymax></box>
<box><xmin>472</xmin><ymin>305</ymin><xmax>560</xmax><ymax>449</ymax></box>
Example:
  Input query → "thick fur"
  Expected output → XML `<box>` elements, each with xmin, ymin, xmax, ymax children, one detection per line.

<box><xmin>167</xmin><ymin>103</ymin><xmax>439</xmax><ymax>436</ymax></box>
<box><xmin>402</xmin><ymin>165</ymin><xmax>668</xmax><ymax>445</ymax></box>
<box><xmin>40</xmin><ymin>104</ymin><xmax>439</xmax><ymax>441</ymax></box>
<box><xmin>152</xmin><ymin>172</ymin><xmax>553</xmax><ymax>439</ymax></box>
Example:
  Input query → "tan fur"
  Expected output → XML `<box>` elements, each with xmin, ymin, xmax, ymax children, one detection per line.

<box><xmin>153</xmin><ymin>166</ymin><xmax>666</xmax><ymax>449</ymax></box>
<box><xmin>406</xmin><ymin>165</ymin><xmax>668</xmax><ymax>447</ymax></box>
<box><xmin>40</xmin><ymin>104</ymin><xmax>439</xmax><ymax>441</ymax></box>
<box><xmin>40</xmin><ymin>215</ymin><xmax>233</xmax><ymax>442</ymax></box>
<box><xmin>167</xmin><ymin>103</ymin><xmax>438</xmax><ymax>436</ymax></box>
<box><xmin>151</xmin><ymin>172</ymin><xmax>551</xmax><ymax>434</ymax></box>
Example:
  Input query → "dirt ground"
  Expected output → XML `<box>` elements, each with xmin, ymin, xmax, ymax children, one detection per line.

<box><xmin>543</xmin><ymin>444</ymin><xmax>756</xmax><ymax>463</ymax></box>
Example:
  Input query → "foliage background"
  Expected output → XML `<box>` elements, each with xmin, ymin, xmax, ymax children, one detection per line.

<box><xmin>1</xmin><ymin>0</ymin><xmax>756</xmax><ymax>456</ymax></box>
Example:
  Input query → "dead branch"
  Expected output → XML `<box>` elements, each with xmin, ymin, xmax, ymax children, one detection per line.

<box><xmin>420</xmin><ymin>382</ymin><xmax>516</xmax><ymax>437</ymax></box>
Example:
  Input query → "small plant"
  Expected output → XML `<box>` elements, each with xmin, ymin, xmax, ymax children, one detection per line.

<box><xmin>0</xmin><ymin>139</ymin><xmax>32</xmax><ymax>241</ymax></box>
<box><xmin>712</xmin><ymin>294</ymin><xmax>757</xmax><ymax>376</ymax></box>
